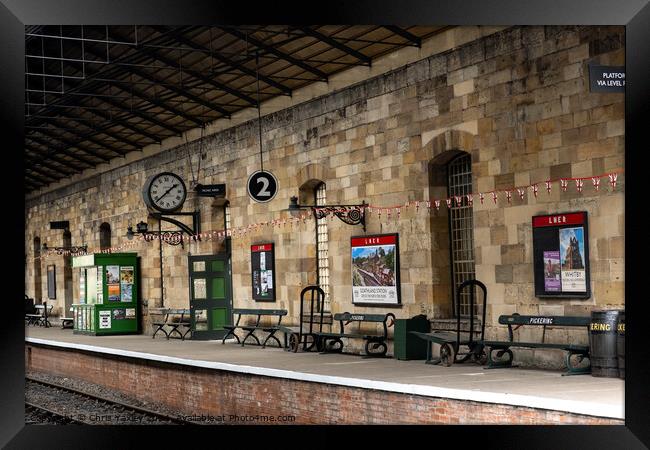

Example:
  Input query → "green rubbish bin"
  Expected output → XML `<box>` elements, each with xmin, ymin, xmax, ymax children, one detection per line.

<box><xmin>394</xmin><ymin>315</ymin><xmax>431</xmax><ymax>360</ymax></box>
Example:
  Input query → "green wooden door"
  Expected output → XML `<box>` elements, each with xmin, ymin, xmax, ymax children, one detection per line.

<box><xmin>189</xmin><ymin>253</ymin><xmax>232</xmax><ymax>340</ymax></box>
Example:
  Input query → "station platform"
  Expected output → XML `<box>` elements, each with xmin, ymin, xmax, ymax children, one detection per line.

<box><xmin>24</xmin><ymin>327</ymin><xmax>624</xmax><ymax>425</ymax></box>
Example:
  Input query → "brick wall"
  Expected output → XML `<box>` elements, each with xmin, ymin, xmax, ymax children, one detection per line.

<box><xmin>25</xmin><ymin>26</ymin><xmax>625</xmax><ymax>368</ymax></box>
<box><xmin>25</xmin><ymin>344</ymin><xmax>621</xmax><ymax>425</ymax></box>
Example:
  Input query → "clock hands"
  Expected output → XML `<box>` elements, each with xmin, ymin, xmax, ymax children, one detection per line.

<box><xmin>155</xmin><ymin>184</ymin><xmax>179</xmax><ymax>203</ymax></box>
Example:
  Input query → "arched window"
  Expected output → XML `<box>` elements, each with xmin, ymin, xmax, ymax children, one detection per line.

<box><xmin>99</xmin><ymin>223</ymin><xmax>111</xmax><ymax>251</ymax></box>
<box><xmin>33</xmin><ymin>237</ymin><xmax>42</xmax><ymax>303</ymax></box>
<box><xmin>299</xmin><ymin>179</ymin><xmax>330</xmax><ymax>312</ymax></box>
<box><xmin>315</xmin><ymin>182</ymin><xmax>330</xmax><ymax>312</ymax></box>
<box><xmin>447</xmin><ymin>153</ymin><xmax>476</xmax><ymax>317</ymax></box>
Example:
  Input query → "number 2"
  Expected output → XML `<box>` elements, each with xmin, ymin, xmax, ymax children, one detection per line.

<box><xmin>257</xmin><ymin>177</ymin><xmax>271</xmax><ymax>197</ymax></box>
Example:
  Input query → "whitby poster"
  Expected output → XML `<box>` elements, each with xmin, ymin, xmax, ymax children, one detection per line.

<box><xmin>559</xmin><ymin>227</ymin><xmax>587</xmax><ymax>292</ymax></box>
<box><xmin>532</xmin><ymin>212</ymin><xmax>590</xmax><ymax>298</ymax></box>
<box><xmin>351</xmin><ymin>234</ymin><xmax>400</xmax><ymax>305</ymax></box>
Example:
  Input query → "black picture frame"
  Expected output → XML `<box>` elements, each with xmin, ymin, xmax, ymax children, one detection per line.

<box><xmin>251</xmin><ymin>243</ymin><xmax>276</xmax><ymax>302</ymax></box>
<box><xmin>6</xmin><ymin>2</ymin><xmax>650</xmax><ymax>448</ymax></box>
<box><xmin>351</xmin><ymin>233</ymin><xmax>402</xmax><ymax>307</ymax></box>
<box><xmin>533</xmin><ymin>211</ymin><xmax>591</xmax><ymax>299</ymax></box>
<box><xmin>46</xmin><ymin>265</ymin><xmax>56</xmax><ymax>299</ymax></box>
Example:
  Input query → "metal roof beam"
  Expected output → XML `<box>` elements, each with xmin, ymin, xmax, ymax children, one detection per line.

<box><xmin>107</xmin><ymin>81</ymin><xmax>203</xmax><ymax>128</ymax></box>
<box><xmin>97</xmin><ymin>95</ymin><xmax>182</xmax><ymax>135</ymax></box>
<box><xmin>222</xmin><ymin>28</ymin><xmax>329</xmax><ymax>82</ymax></box>
<box><xmin>65</xmin><ymin>117</ymin><xmax>141</xmax><ymax>150</ymax></box>
<box><xmin>25</xmin><ymin>174</ymin><xmax>47</xmax><ymax>188</ymax></box>
<box><xmin>383</xmin><ymin>26</ymin><xmax>421</xmax><ymax>47</ymax></box>
<box><xmin>34</xmin><ymin>122</ymin><xmax>121</xmax><ymax>159</ymax></box>
<box><xmin>296</xmin><ymin>27</ymin><xmax>371</xmax><ymax>66</ymax></box>
<box><xmin>26</xmin><ymin>135</ymin><xmax>97</xmax><ymax>168</ymax></box>
<box><xmin>25</xmin><ymin>144</ymin><xmax>80</xmax><ymax>174</ymax></box>
<box><xmin>126</xmin><ymin>67</ymin><xmax>233</xmax><ymax>117</ymax></box>
<box><xmin>81</xmin><ymin>41</ymin><xmax>233</xmax><ymax>118</ymax></box>
<box><xmin>28</xmin><ymin>131</ymin><xmax>108</xmax><ymax>164</ymax></box>
<box><xmin>27</xmin><ymin>165</ymin><xmax>62</xmax><ymax>182</ymax></box>
<box><xmin>154</xmin><ymin>26</ymin><xmax>293</xmax><ymax>96</ymax></box>
<box><xmin>83</xmin><ymin>106</ymin><xmax>161</xmax><ymax>143</ymax></box>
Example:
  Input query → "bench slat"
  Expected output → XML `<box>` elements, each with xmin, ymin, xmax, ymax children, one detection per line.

<box><xmin>498</xmin><ymin>314</ymin><xmax>590</xmax><ymax>327</ymax></box>
<box><xmin>232</xmin><ymin>308</ymin><xmax>287</xmax><ymax>316</ymax></box>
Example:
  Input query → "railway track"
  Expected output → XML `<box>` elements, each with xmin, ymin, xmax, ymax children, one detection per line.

<box><xmin>25</xmin><ymin>376</ymin><xmax>197</xmax><ymax>425</ymax></box>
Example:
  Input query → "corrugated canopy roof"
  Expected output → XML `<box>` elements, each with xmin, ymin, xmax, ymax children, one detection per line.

<box><xmin>24</xmin><ymin>25</ymin><xmax>449</xmax><ymax>192</ymax></box>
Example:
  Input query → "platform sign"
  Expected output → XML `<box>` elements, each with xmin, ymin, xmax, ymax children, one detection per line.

<box><xmin>351</xmin><ymin>234</ymin><xmax>401</xmax><ymax>306</ymax></box>
<box><xmin>251</xmin><ymin>243</ymin><xmax>276</xmax><ymax>302</ymax></box>
<box><xmin>533</xmin><ymin>212</ymin><xmax>591</xmax><ymax>299</ymax></box>
<box><xmin>195</xmin><ymin>183</ymin><xmax>226</xmax><ymax>197</ymax></box>
<box><xmin>247</xmin><ymin>171</ymin><xmax>278</xmax><ymax>203</ymax></box>
<box><xmin>589</xmin><ymin>65</ymin><xmax>625</xmax><ymax>93</ymax></box>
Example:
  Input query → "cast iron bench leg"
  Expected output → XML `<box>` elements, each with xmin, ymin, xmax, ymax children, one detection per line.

<box><xmin>152</xmin><ymin>325</ymin><xmax>168</xmax><ymax>339</ymax></box>
<box><xmin>262</xmin><ymin>330</ymin><xmax>281</xmax><ymax>348</ymax></box>
<box><xmin>241</xmin><ymin>330</ymin><xmax>261</xmax><ymax>346</ymax></box>
<box><xmin>562</xmin><ymin>350</ymin><xmax>591</xmax><ymax>376</ymax></box>
<box><xmin>222</xmin><ymin>329</ymin><xmax>241</xmax><ymax>344</ymax></box>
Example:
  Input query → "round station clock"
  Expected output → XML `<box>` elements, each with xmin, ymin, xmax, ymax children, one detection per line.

<box><xmin>142</xmin><ymin>172</ymin><xmax>187</xmax><ymax>213</ymax></box>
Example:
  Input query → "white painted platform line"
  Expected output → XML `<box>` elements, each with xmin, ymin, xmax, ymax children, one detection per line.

<box><xmin>25</xmin><ymin>337</ymin><xmax>624</xmax><ymax>420</ymax></box>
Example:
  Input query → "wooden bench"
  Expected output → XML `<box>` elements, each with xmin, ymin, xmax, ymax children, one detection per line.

<box><xmin>222</xmin><ymin>308</ymin><xmax>287</xmax><ymax>348</ymax></box>
<box><xmin>151</xmin><ymin>308</ymin><xmax>192</xmax><ymax>340</ymax></box>
<box><xmin>26</xmin><ymin>303</ymin><xmax>53</xmax><ymax>328</ymax></box>
<box><xmin>482</xmin><ymin>314</ymin><xmax>591</xmax><ymax>375</ymax></box>
<box><xmin>315</xmin><ymin>312</ymin><xmax>396</xmax><ymax>357</ymax></box>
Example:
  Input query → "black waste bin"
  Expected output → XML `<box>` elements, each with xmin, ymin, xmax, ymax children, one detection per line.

<box><xmin>394</xmin><ymin>315</ymin><xmax>430</xmax><ymax>360</ymax></box>
<box><xmin>589</xmin><ymin>309</ymin><xmax>622</xmax><ymax>378</ymax></box>
<box><xmin>617</xmin><ymin>310</ymin><xmax>625</xmax><ymax>379</ymax></box>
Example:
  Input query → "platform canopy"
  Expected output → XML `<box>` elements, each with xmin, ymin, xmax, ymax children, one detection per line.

<box><xmin>24</xmin><ymin>25</ymin><xmax>449</xmax><ymax>193</ymax></box>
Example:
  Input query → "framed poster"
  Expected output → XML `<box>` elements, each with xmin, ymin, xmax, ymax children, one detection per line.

<box><xmin>47</xmin><ymin>265</ymin><xmax>56</xmax><ymax>299</ymax></box>
<box><xmin>533</xmin><ymin>212</ymin><xmax>591</xmax><ymax>299</ymax></box>
<box><xmin>351</xmin><ymin>234</ymin><xmax>401</xmax><ymax>306</ymax></box>
<box><xmin>251</xmin><ymin>243</ymin><xmax>275</xmax><ymax>302</ymax></box>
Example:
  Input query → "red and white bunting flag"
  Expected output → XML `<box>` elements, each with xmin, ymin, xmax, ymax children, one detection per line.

<box><xmin>387</xmin><ymin>209</ymin><xmax>392</xmax><ymax>220</ymax></box>
<box><xmin>505</xmin><ymin>190</ymin><xmax>512</xmax><ymax>203</ymax></box>
<box><xmin>492</xmin><ymin>192</ymin><xmax>498</xmax><ymax>204</ymax></box>
<box><xmin>479</xmin><ymin>193</ymin><xmax>485</xmax><ymax>204</ymax></box>
<box><xmin>466</xmin><ymin>194</ymin><xmax>473</xmax><ymax>207</ymax></box>
<box><xmin>434</xmin><ymin>200</ymin><xmax>441</xmax><ymax>210</ymax></box>
<box><xmin>592</xmin><ymin>177</ymin><xmax>601</xmax><ymax>191</ymax></box>
<box><xmin>575</xmin><ymin>179</ymin><xmax>584</xmax><ymax>193</ymax></box>
<box><xmin>415</xmin><ymin>201</ymin><xmax>420</xmax><ymax>212</ymax></box>
<box><xmin>378</xmin><ymin>209</ymin><xmax>382</xmax><ymax>219</ymax></box>
<box><xmin>608</xmin><ymin>173</ymin><xmax>618</xmax><ymax>189</ymax></box>
<box><xmin>445</xmin><ymin>198</ymin><xmax>452</xmax><ymax>209</ymax></box>
<box><xmin>533</xmin><ymin>184</ymin><xmax>539</xmax><ymax>197</ymax></box>
<box><xmin>517</xmin><ymin>188</ymin><xmax>526</xmax><ymax>200</ymax></box>
<box><xmin>396</xmin><ymin>208</ymin><xmax>401</xmax><ymax>220</ymax></box>
<box><xmin>454</xmin><ymin>195</ymin><xmax>463</xmax><ymax>207</ymax></box>
<box><xmin>545</xmin><ymin>180</ymin><xmax>552</xmax><ymax>194</ymax></box>
<box><xmin>560</xmin><ymin>179</ymin><xmax>569</xmax><ymax>192</ymax></box>
<box><xmin>426</xmin><ymin>200</ymin><xmax>431</xmax><ymax>209</ymax></box>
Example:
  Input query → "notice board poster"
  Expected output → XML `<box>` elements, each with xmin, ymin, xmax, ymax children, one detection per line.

<box><xmin>533</xmin><ymin>212</ymin><xmax>590</xmax><ymax>298</ymax></box>
<box><xmin>351</xmin><ymin>234</ymin><xmax>401</xmax><ymax>306</ymax></box>
<box><xmin>251</xmin><ymin>243</ymin><xmax>275</xmax><ymax>302</ymax></box>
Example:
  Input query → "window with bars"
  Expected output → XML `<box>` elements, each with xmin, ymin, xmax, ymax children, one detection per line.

<box><xmin>447</xmin><ymin>153</ymin><xmax>477</xmax><ymax>317</ymax></box>
<box><xmin>315</xmin><ymin>182</ymin><xmax>330</xmax><ymax>312</ymax></box>
<box><xmin>224</xmin><ymin>202</ymin><xmax>231</xmax><ymax>231</ymax></box>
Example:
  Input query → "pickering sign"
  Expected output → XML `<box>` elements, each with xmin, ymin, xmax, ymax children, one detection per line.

<box><xmin>589</xmin><ymin>65</ymin><xmax>625</xmax><ymax>93</ymax></box>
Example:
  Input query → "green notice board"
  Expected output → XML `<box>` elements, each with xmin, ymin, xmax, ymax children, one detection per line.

<box><xmin>71</xmin><ymin>253</ymin><xmax>140</xmax><ymax>336</ymax></box>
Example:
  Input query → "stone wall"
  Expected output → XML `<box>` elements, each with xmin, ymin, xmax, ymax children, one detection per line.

<box><xmin>25</xmin><ymin>26</ymin><xmax>625</xmax><ymax>367</ymax></box>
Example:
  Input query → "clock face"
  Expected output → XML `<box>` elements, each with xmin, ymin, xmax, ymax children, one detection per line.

<box><xmin>145</xmin><ymin>172</ymin><xmax>187</xmax><ymax>213</ymax></box>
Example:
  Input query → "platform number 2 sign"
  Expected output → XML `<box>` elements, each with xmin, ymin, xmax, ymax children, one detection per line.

<box><xmin>247</xmin><ymin>170</ymin><xmax>279</xmax><ymax>203</ymax></box>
